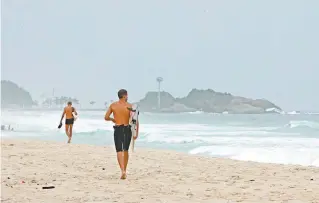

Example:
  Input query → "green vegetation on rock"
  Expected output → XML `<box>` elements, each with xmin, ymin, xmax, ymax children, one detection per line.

<box><xmin>1</xmin><ymin>80</ymin><xmax>34</xmax><ymax>108</ymax></box>
<box><xmin>138</xmin><ymin>88</ymin><xmax>281</xmax><ymax>114</ymax></box>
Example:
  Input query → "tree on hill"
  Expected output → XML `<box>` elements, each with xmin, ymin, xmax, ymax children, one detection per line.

<box><xmin>1</xmin><ymin>80</ymin><xmax>34</xmax><ymax>108</ymax></box>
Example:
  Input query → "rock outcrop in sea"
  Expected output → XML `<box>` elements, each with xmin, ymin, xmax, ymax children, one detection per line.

<box><xmin>137</xmin><ymin>89</ymin><xmax>281</xmax><ymax>114</ymax></box>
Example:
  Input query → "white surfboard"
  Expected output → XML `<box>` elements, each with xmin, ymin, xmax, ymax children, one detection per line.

<box><xmin>129</xmin><ymin>104</ymin><xmax>139</xmax><ymax>152</ymax></box>
<box><xmin>73</xmin><ymin>113</ymin><xmax>78</xmax><ymax>121</ymax></box>
<box><xmin>72</xmin><ymin>107</ymin><xmax>78</xmax><ymax>121</ymax></box>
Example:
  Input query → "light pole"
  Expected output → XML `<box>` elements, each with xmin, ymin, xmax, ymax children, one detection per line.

<box><xmin>156</xmin><ymin>77</ymin><xmax>163</xmax><ymax>110</ymax></box>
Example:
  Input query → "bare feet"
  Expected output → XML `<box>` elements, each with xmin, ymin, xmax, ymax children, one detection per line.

<box><xmin>120</xmin><ymin>172</ymin><xmax>127</xmax><ymax>180</ymax></box>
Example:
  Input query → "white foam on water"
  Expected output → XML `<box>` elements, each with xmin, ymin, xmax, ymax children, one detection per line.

<box><xmin>189</xmin><ymin>145</ymin><xmax>319</xmax><ymax>167</ymax></box>
<box><xmin>266</xmin><ymin>107</ymin><xmax>283</xmax><ymax>114</ymax></box>
<box><xmin>71</xmin><ymin>117</ymin><xmax>113</xmax><ymax>133</ymax></box>
<box><xmin>1</xmin><ymin>111</ymin><xmax>61</xmax><ymax>132</ymax></box>
<box><xmin>287</xmin><ymin>111</ymin><xmax>300</xmax><ymax>115</ymax></box>
<box><xmin>140</xmin><ymin>122</ymin><xmax>319</xmax><ymax>167</ymax></box>
<box><xmin>2</xmin><ymin>110</ymin><xmax>319</xmax><ymax>167</ymax></box>
<box><xmin>286</xmin><ymin>120</ymin><xmax>319</xmax><ymax>129</ymax></box>
<box><xmin>143</xmin><ymin>132</ymin><xmax>316</xmax><ymax>146</ymax></box>
<box><xmin>1</xmin><ymin>110</ymin><xmax>113</xmax><ymax>135</ymax></box>
<box><xmin>140</xmin><ymin>123</ymin><xmax>280</xmax><ymax>132</ymax></box>
<box><xmin>140</xmin><ymin>124</ymin><xmax>296</xmax><ymax>143</ymax></box>
<box><xmin>305</xmin><ymin>112</ymin><xmax>319</xmax><ymax>115</ymax></box>
<box><xmin>1</xmin><ymin>131</ymin><xmax>12</xmax><ymax>137</ymax></box>
<box><xmin>185</xmin><ymin>111</ymin><xmax>205</xmax><ymax>114</ymax></box>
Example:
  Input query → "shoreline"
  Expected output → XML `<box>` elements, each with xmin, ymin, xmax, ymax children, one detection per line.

<box><xmin>3</xmin><ymin>135</ymin><xmax>319</xmax><ymax>168</ymax></box>
<box><xmin>2</xmin><ymin>138</ymin><xmax>319</xmax><ymax>203</ymax></box>
<box><xmin>1</xmin><ymin>108</ymin><xmax>282</xmax><ymax>114</ymax></box>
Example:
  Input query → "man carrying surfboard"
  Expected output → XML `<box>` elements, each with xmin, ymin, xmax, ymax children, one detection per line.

<box><xmin>104</xmin><ymin>89</ymin><xmax>139</xmax><ymax>179</ymax></box>
<box><xmin>59</xmin><ymin>101</ymin><xmax>78</xmax><ymax>144</ymax></box>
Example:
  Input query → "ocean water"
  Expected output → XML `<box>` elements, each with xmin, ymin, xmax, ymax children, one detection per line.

<box><xmin>1</xmin><ymin>110</ymin><xmax>319</xmax><ymax>167</ymax></box>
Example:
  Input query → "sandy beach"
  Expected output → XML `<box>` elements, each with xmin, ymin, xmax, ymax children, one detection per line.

<box><xmin>1</xmin><ymin>139</ymin><xmax>319</xmax><ymax>203</ymax></box>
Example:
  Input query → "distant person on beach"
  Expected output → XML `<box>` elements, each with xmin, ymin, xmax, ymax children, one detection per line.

<box><xmin>59</xmin><ymin>101</ymin><xmax>78</xmax><ymax>143</ymax></box>
<box><xmin>8</xmin><ymin>125</ymin><xmax>14</xmax><ymax>131</ymax></box>
<box><xmin>104</xmin><ymin>89</ymin><xmax>139</xmax><ymax>179</ymax></box>
<box><xmin>1</xmin><ymin>125</ymin><xmax>14</xmax><ymax>131</ymax></box>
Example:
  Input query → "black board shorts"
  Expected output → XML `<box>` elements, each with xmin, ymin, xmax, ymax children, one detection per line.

<box><xmin>113</xmin><ymin>125</ymin><xmax>132</xmax><ymax>152</ymax></box>
<box><xmin>65</xmin><ymin>118</ymin><xmax>74</xmax><ymax>125</ymax></box>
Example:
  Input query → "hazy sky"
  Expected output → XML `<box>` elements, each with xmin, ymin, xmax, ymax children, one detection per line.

<box><xmin>1</xmin><ymin>0</ymin><xmax>319</xmax><ymax>110</ymax></box>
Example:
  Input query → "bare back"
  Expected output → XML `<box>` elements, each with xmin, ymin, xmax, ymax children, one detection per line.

<box><xmin>110</xmin><ymin>102</ymin><xmax>131</xmax><ymax>126</ymax></box>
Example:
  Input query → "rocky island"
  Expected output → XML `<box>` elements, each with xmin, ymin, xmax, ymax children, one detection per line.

<box><xmin>137</xmin><ymin>89</ymin><xmax>282</xmax><ymax>114</ymax></box>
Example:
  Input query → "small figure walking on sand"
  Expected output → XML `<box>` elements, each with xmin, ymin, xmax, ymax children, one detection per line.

<box><xmin>104</xmin><ymin>89</ymin><xmax>139</xmax><ymax>179</ymax></box>
<box><xmin>59</xmin><ymin>101</ymin><xmax>78</xmax><ymax>143</ymax></box>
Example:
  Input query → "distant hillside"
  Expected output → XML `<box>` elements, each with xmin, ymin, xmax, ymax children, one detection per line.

<box><xmin>137</xmin><ymin>89</ymin><xmax>281</xmax><ymax>114</ymax></box>
<box><xmin>1</xmin><ymin>80</ymin><xmax>34</xmax><ymax>108</ymax></box>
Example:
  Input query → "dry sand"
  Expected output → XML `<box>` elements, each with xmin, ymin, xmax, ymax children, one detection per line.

<box><xmin>1</xmin><ymin>139</ymin><xmax>319</xmax><ymax>203</ymax></box>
